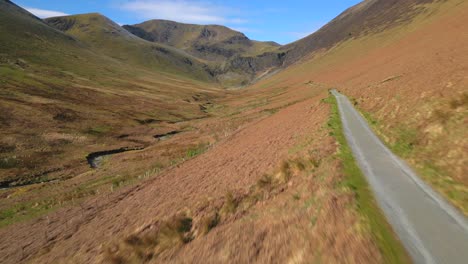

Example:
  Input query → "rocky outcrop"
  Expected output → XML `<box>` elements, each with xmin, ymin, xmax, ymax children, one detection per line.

<box><xmin>225</xmin><ymin>52</ymin><xmax>286</xmax><ymax>75</ymax></box>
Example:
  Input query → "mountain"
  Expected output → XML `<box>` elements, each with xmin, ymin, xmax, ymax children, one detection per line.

<box><xmin>123</xmin><ymin>20</ymin><xmax>284</xmax><ymax>86</ymax></box>
<box><xmin>281</xmin><ymin>0</ymin><xmax>439</xmax><ymax>65</ymax></box>
<box><xmin>123</xmin><ymin>20</ymin><xmax>280</xmax><ymax>62</ymax></box>
<box><xmin>45</xmin><ymin>14</ymin><xmax>213</xmax><ymax>81</ymax></box>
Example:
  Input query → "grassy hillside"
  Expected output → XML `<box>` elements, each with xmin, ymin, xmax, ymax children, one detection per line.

<box><xmin>281</xmin><ymin>0</ymin><xmax>439</xmax><ymax>65</ymax></box>
<box><xmin>45</xmin><ymin>14</ymin><xmax>213</xmax><ymax>81</ymax></box>
<box><xmin>0</xmin><ymin>0</ymin><xmax>221</xmax><ymax>188</ymax></box>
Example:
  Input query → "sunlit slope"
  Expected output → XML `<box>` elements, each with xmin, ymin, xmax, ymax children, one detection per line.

<box><xmin>255</xmin><ymin>0</ymin><xmax>468</xmax><ymax>214</ymax></box>
<box><xmin>281</xmin><ymin>0</ymin><xmax>442</xmax><ymax>65</ymax></box>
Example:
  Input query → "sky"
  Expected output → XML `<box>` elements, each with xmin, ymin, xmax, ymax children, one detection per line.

<box><xmin>13</xmin><ymin>0</ymin><xmax>362</xmax><ymax>45</ymax></box>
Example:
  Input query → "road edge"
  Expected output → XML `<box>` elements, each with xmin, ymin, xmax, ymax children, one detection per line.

<box><xmin>325</xmin><ymin>91</ymin><xmax>411</xmax><ymax>264</ymax></box>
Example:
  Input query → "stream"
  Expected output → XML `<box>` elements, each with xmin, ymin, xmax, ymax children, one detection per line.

<box><xmin>86</xmin><ymin>146</ymin><xmax>144</xmax><ymax>168</ymax></box>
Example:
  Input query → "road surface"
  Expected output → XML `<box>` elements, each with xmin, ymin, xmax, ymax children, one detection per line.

<box><xmin>331</xmin><ymin>90</ymin><xmax>468</xmax><ymax>264</ymax></box>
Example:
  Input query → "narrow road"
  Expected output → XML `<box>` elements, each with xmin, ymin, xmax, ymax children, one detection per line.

<box><xmin>331</xmin><ymin>90</ymin><xmax>468</xmax><ymax>264</ymax></box>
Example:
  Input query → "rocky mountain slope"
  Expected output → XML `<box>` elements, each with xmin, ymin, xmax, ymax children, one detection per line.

<box><xmin>124</xmin><ymin>20</ymin><xmax>285</xmax><ymax>86</ymax></box>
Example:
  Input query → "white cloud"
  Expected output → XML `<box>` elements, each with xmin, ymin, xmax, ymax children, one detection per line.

<box><xmin>25</xmin><ymin>7</ymin><xmax>69</xmax><ymax>18</ymax></box>
<box><xmin>119</xmin><ymin>0</ymin><xmax>246</xmax><ymax>24</ymax></box>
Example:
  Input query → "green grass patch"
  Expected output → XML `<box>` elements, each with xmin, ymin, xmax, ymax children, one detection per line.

<box><xmin>86</xmin><ymin>125</ymin><xmax>112</xmax><ymax>136</ymax></box>
<box><xmin>186</xmin><ymin>143</ymin><xmax>209</xmax><ymax>159</ymax></box>
<box><xmin>325</xmin><ymin>93</ymin><xmax>411</xmax><ymax>264</ymax></box>
<box><xmin>0</xmin><ymin>156</ymin><xmax>19</xmax><ymax>169</ymax></box>
<box><xmin>0</xmin><ymin>199</ymin><xmax>57</xmax><ymax>228</ymax></box>
<box><xmin>391</xmin><ymin>127</ymin><xmax>418</xmax><ymax>158</ymax></box>
<box><xmin>357</xmin><ymin>107</ymin><xmax>419</xmax><ymax>159</ymax></box>
<box><xmin>0</xmin><ymin>165</ymin><xmax>164</xmax><ymax>228</ymax></box>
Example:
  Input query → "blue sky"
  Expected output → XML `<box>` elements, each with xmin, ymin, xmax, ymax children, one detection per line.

<box><xmin>14</xmin><ymin>0</ymin><xmax>362</xmax><ymax>44</ymax></box>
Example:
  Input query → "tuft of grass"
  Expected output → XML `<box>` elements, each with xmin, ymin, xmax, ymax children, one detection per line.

<box><xmin>278</xmin><ymin>160</ymin><xmax>292</xmax><ymax>183</ymax></box>
<box><xmin>221</xmin><ymin>191</ymin><xmax>238</xmax><ymax>216</ymax></box>
<box><xmin>391</xmin><ymin>127</ymin><xmax>418</xmax><ymax>157</ymax></box>
<box><xmin>200</xmin><ymin>212</ymin><xmax>220</xmax><ymax>235</ymax></box>
<box><xmin>186</xmin><ymin>143</ymin><xmax>208</xmax><ymax>159</ymax></box>
<box><xmin>158</xmin><ymin>215</ymin><xmax>193</xmax><ymax>250</ymax></box>
<box><xmin>449</xmin><ymin>92</ymin><xmax>468</xmax><ymax>109</ymax></box>
<box><xmin>261</xmin><ymin>108</ymin><xmax>279</xmax><ymax>115</ymax></box>
<box><xmin>326</xmin><ymin>92</ymin><xmax>411</xmax><ymax>264</ymax></box>
<box><xmin>360</xmin><ymin>109</ymin><xmax>379</xmax><ymax>126</ymax></box>
<box><xmin>290</xmin><ymin>158</ymin><xmax>306</xmax><ymax>172</ymax></box>
<box><xmin>432</xmin><ymin>109</ymin><xmax>451</xmax><ymax>124</ymax></box>
<box><xmin>292</xmin><ymin>193</ymin><xmax>301</xmax><ymax>200</ymax></box>
<box><xmin>308</xmin><ymin>157</ymin><xmax>321</xmax><ymax>169</ymax></box>
<box><xmin>104</xmin><ymin>214</ymin><xmax>193</xmax><ymax>263</ymax></box>
<box><xmin>257</xmin><ymin>174</ymin><xmax>273</xmax><ymax>189</ymax></box>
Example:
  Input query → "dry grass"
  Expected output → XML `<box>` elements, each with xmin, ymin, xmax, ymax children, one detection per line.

<box><xmin>449</xmin><ymin>92</ymin><xmax>468</xmax><ymax>109</ymax></box>
<box><xmin>103</xmin><ymin>214</ymin><xmax>193</xmax><ymax>263</ymax></box>
<box><xmin>200</xmin><ymin>212</ymin><xmax>220</xmax><ymax>235</ymax></box>
<box><xmin>256</xmin><ymin>174</ymin><xmax>274</xmax><ymax>189</ymax></box>
<box><xmin>103</xmin><ymin>155</ymin><xmax>317</xmax><ymax>262</ymax></box>
<box><xmin>277</xmin><ymin>160</ymin><xmax>292</xmax><ymax>183</ymax></box>
<box><xmin>220</xmin><ymin>191</ymin><xmax>239</xmax><ymax>217</ymax></box>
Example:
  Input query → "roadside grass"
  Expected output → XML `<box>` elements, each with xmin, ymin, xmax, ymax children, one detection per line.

<box><xmin>324</xmin><ymin>93</ymin><xmax>411</xmax><ymax>264</ymax></box>
<box><xmin>355</xmin><ymin>100</ymin><xmax>468</xmax><ymax>215</ymax></box>
<box><xmin>350</xmin><ymin>100</ymin><xmax>418</xmax><ymax>159</ymax></box>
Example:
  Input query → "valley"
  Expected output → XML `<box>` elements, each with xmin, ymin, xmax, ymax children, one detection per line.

<box><xmin>0</xmin><ymin>0</ymin><xmax>467</xmax><ymax>263</ymax></box>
